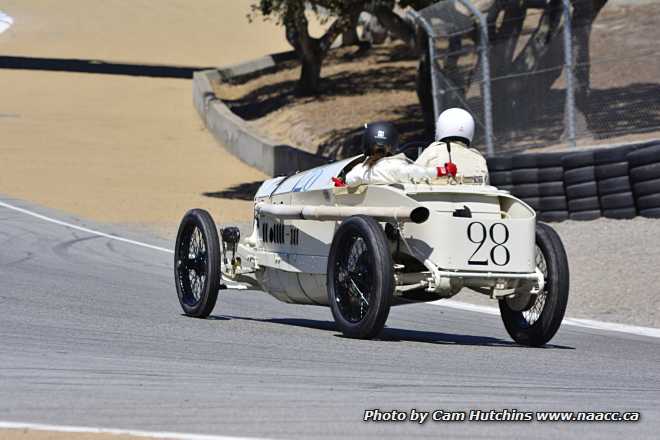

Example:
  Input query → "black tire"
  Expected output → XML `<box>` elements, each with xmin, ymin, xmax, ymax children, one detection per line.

<box><xmin>601</xmin><ymin>192</ymin><xmax>635</xmax><ymax>210</ymax></box>
<box><xmin>542</xmin><ymin>196</ymin><xmax>568</xmax><ymax>211</ymax></box>
<box><xmin>499</xmin><ymin>223</ymin><xmax>569</xmax><ymax>347</ymax></box>
<box><xmin>512</xmin><ymin>152</ymin><xmax>564</xmax><ymax>169</ymax></box>
<box><xmin>521</xmin><ymin>196</ymin><xmax>567</xmax><ymax>212</ymax></box>
<box><xmin>630</xmin><ymin>163</ymin><xmax>660</xmax><ymax>183</ymax></box>
<box><xmin>627</xmin><ymin>143</ymin><xmax>660</xmax><ymax>167</ymax></box>
<box><xmin>602</xmin><ymin>208</ymin><xmax>637</xmax><ymax>219</ymax></box>
<box><xmin>512</xmin><ymin>167</ymin><xmax>564</xmax><ymax>184</ymax></box>
<box><xmin>512</xmin><ymin>182</ymin><xmax>565</xmax><ymax>198</ymax></box>
<box><xmin>568</xmin><ymin>196</ymin><xmax>600</xmax><ymax>212</ymax></box>
<box><xmin>562</xmin><ymin>150</ymin><xmax>595</xmax><ymax>169</ymax></box>
<box><xmin>637</xmin><ymin>193</ymin><xmax>660</xmax><ymax>210</ymax></box>
<box><xmin>174</xmin><ymin>209</ymin><xmax>221</xmax><ymax>318</ymax></box>
<box><xmin>564</xmin><ymin>166</ymin><xmax>596</xmax><ymax>185</ymax></box>
<box><xmin>595</xmin><ymin>161</ymin><xmax>628</xmax><ymax>180</ymax></box>
<box><xmin>566</xmin><ymin>181</ymin><xmax>598</xmax><ymax>199</ymax></box>
<box><xmin>639</xmin><ymin>208</ymin><xmax>660</xmax><ymax>218</ymax></box>
<box><xmin>487</xmin><ymin>155</ymin><xmax>514</xmax><ymax>171</ymax></box>
<box><xmin>594</xmin><ymin>145</ymin><xmax>636</xmax><ymax>164</ymax></box>
<box><xmin>327</xmin><ymin>215</ymin><xmax>393</xmax><ymax>339</ymax></box>
<box><xmin>633</xmin><ymin>178</ymin><xmax>660</xmax><ymax>197</ymax></box>
<box><xmin>538</xmin><ymin>211</ymin><xmax>568</xmax><ymax>222</ymax></box>
<box><xmin>569</xmin><ymin>210</ymin><xmax>601</xmax><ymax>221</ymax></box>
<box><xmin>489</xmin><ymin>171</ymin><xmax>513</xmax><ymax>185</ymax></box>
<box><xmin>597</xmin><ymin>176</ymin><xmax>631</xmax><ymax>196</ymax></box>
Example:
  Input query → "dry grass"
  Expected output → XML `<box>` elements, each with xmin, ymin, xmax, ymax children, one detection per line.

<box><xmin>215</xmin><ymin>43</ymin><xmax>423</xmax><ymax>160</ymax></box>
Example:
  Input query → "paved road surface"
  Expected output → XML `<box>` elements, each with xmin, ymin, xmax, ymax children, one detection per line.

<box><xmin>1</xmin><ymin>197</ymin><xmax>659</xmax><ymax>439</ymax></box>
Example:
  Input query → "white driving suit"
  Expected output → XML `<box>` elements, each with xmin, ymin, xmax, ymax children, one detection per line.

<box><xmin>345</xmin><ymin>153</ymin><xmax>438</xmax><ymax>187</ymax></box>
<box><xmin>415</xmin><ymin>140</ymin><xmax>488</xmax><ymax>181</ymax></box>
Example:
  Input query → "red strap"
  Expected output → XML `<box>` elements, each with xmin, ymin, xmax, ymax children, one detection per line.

<box><xmin>446</xmin><ymin>162</ymin><xmax>458</xmax><ymax>176</ymax></box>
<box><xmin>332</xmin><ymin>177</ymin><xmax>346</xmax><ymax>187</ymax></box>
<box><xmin>437</xmin><ymin>162</ymin><xmax>458</xmax><ymax>177</ymax></box>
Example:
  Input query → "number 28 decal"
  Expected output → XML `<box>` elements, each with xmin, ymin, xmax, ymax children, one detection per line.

<box><xmin>467</xmin><ymin>222</ymin><xmax>511</xmax><ymax>266</ymax></box>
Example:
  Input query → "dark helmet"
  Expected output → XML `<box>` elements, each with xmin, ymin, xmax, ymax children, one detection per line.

<box><xmin>362</xmin><ymin>121</ymin><xmax>399</xmax><ymax>156</ymax></box>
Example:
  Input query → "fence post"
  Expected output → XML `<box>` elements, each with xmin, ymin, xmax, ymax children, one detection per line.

<box><xmin>561</xmin><ymin>0</ymin><xmax>577</xmax><ymax>148</ymax></box>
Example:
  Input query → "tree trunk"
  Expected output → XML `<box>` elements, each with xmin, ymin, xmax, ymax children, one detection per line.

<box><xmin>342</xmin><ymin>27</ymin><xmax>360</xmax><ymax>46</ymax></box>
<box><xmin>342</xmin><ymin>9</ymin><xmax>361</xmax><ymax>46</ymax></box>
<box><xmin>289</xmin><ymin>2</ymin><xmax>363</xmax><ymax>95</ymax></box>
<box><xmin>490</xmin><ymin>0</ymin><xmax>564</xmax><ymax>132</ymax></box>
<box><xmin>372</xmin><ymin>5</ymin><xmax>418</xmax><ymax>51</ymax></box>
<box><xmin>298</xmin><ymin>50</ymin><xmax>323</xmax><ymax>95</ymax></box>
<box><xmin>572</xmin><ymin>0</ymin><xmax>607</xmax><ymax>116</ymax></box>
<box><xmin>415</xmin><ymin>29</ymin><xmax>435</xmax><ymax>136</ymax></box>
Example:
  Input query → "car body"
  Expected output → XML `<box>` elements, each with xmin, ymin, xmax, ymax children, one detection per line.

<box><xmin>175</xmin><ymin>154</ymin><xmax>569</xmax><ymax>346</ymax></box>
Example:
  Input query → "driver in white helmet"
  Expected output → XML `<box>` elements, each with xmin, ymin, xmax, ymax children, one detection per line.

<box><xmin>415</xmin><ymin>108</ymin><xmax>488</xmax><ymax>182</ymax></box>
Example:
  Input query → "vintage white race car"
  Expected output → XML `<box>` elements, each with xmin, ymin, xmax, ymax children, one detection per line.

<box><xmin>174</xmin><ymin>153</ymin><xmax>569</xmax><ymax>346</ymax></box>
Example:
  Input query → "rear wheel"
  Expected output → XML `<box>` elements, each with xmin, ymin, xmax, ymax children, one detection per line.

<box><xmin>174</xmin><ymin>209</ymin><xmax>221</xmax><ymax>318</ymax></box>
<box><xmin>499</xmin><ymin>222</ymin><xmax>569</xmax><ymax>346</ymax></box>
<box><xmin>327</xmin><ymin>216</ymin><xmax>393</xmax><ymax>339</ymax></box>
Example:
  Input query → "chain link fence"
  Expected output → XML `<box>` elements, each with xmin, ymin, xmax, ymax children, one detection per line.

<box><xmin>409</xmin><ymin>0</ymin><xmax>660</xmax><ymax>155</ymax></box>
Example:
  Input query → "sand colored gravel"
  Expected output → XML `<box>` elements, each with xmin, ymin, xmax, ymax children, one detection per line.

<box><xmin>0</xmin><ymin>69</ymin><xmax>266</xmax><ymax>238</ymax></box>
<box><xmin>0</xmin><ymin>0</ymin><xmax>303</xmax><ymax>238</ymax></box>
<box><xmin>0</xmin><ymin>0</ymin><xmax>294</xmax><ymax>66</ymax></box>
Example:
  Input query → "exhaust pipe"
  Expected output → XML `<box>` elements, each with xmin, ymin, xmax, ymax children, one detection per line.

<box><xmin>256</xmin><ymin>203</ymin><xmax>429</xmax><ymax>224</ymax></box>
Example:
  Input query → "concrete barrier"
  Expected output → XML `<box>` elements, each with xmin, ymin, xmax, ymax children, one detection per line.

<box><xmin>193</xmin><ymin>54</ymin><xmax>327</xmax><ymax>177</ymax></box>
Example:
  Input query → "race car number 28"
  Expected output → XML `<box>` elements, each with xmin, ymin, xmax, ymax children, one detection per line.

<box><xmin>466</xmin><ymin>222</ymin><xmax>510</xmax><ymax>266</ymax></box>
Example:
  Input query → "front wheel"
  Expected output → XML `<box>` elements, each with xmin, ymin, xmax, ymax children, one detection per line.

<box><xmin>499</xmin><ymin>222</ymin><xmax>569</xmax><ymax>346</ymax></box>
<box><xmin>327</xmin><ymin>215</ymin><xmax>394</xmax><ymax>339</ymax></box>
<box><xmin>174</xmin><ymin>209</ymin><xmax>221</xmax><ymax>318</ymax></box>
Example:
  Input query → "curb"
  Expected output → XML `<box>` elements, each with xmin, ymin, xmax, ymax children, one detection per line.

<box><xmin>192</xmin><ymin>53</ymin><xmax>328</xmax><ymax>177</ymax></box>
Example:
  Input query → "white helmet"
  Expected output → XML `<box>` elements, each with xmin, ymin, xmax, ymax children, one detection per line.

<box><xmin>435</xmin><ymin>108</ymin><xmax>475</xmax><ymax>145</ymax></box>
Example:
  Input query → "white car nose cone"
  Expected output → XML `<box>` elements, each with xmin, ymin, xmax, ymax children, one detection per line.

<box><xmin>0</xmin><ymin>10</ymin><xmax>14</xmax><ymax>34</ymax></box>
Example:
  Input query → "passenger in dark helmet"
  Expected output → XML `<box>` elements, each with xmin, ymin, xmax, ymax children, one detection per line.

<box><xmin>341</xmin><ymin>121</ymin><xmax>457</xmax><ymax>187</ymax></box>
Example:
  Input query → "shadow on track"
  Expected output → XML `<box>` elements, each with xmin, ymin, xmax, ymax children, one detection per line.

<box><xmin>209</xmin><ymin>315</ymin><xmax>574</xmax><ymax>349</ymax></box>
<box><xmin>0</xmin><ymin>55</ymin><xmax>213</xmax><ymax>79</ymax></box>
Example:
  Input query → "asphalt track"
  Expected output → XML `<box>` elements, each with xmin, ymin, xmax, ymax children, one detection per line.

<box><xmin>1</xmin><ymin>197</ymin><xmax>659</xmax><ymax>439</ymax></box>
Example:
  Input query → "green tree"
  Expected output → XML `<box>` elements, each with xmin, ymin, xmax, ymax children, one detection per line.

<box><xmin>250</xmin><ymin>0</ymin><xmax>434</xmax><ymax>94</ymax></box>
<box><xmin>251</xmin><ymin>0</ymin><xmax>367</xmax><ymax>94</ymax></box>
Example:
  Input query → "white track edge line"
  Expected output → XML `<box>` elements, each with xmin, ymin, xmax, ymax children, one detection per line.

<box><xmin>433</xmin><ymin>299</ymin><xmax>660</xmax><ymax>338</ymax></box>
<box><xmin>2</xmin><ymin>198</ymin><xmax>660</xmax><ymax>339</ymax></box>
<box><xmin>0</xmin><ymin>200</ymin><xmax>173</xmax><ymax>254</ymax></box>
<box><xmin>0</xmin><ymin>422</ymin><xmax>271</xmax><ymax>440</ymax></box>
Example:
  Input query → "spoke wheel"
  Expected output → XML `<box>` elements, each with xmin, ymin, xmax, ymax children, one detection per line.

<box><xmin>519</xmin><ymin>246</ymin><xmax>548</xmax><ymax>325</ymax></box>
<box><xmin>327</xmin><ymin>216</ymin><xmax>393</xmax><ymax>339</ymax></box>
<box><xmin>499</xmin><ymin>222</ymin><xmax>569</xmax><ymax>346</ymax></box>
<box><xmin>174</xmin><ymin>209</ymin><xmax>221</xmax><ymax>318</ymax></box>
<box><xmin>335</xmin><ymin>236</ymin><xmax>373</xmax><ymax>323</ymax></box>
